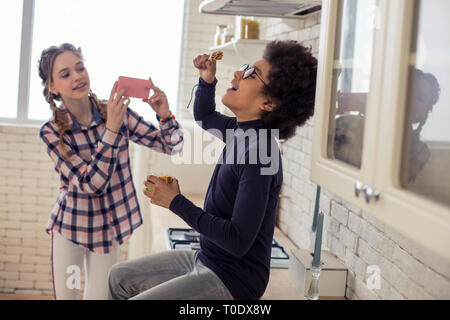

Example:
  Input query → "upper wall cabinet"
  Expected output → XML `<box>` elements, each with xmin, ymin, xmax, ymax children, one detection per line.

<box><xmin>311</xmin><ymin>0</ymin><xmax>450</xmax><ymax>261</ymax></box>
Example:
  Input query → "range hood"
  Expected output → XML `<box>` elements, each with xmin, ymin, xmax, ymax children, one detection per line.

<box><xmin>199</xmin><ymin>0</ymin><xmax>322</xmax><ymax>19</ymax></box>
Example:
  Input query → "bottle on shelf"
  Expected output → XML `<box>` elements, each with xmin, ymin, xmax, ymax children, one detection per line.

<box><xmin>214</xmin><ymin>24</ymin><xmax>227</xmax><ymax>46</ymax></box>
<box><xmin>221</xmin><ymin>24</ymin><xmax>235</xmax><ymax>44</ymax></box>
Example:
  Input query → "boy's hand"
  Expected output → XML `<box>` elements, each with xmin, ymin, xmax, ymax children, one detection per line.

<box><xmin>143</xmin><ymin>175</ymin><xmax>180</xmax><ymax>209</ymax></box>
<box><xmin>193</xmin><ymin>54</ymin><xmax>216</xmax><ymax>84</ymax></box>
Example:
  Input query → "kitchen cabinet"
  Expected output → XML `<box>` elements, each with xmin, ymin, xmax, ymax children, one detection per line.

<box><xmin>311</xmin><ymin>0</ymin><xmax>450</xmax><ymax>261</ymax></box>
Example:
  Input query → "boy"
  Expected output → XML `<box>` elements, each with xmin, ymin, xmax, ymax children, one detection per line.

<box><xmin>108</xmin><ymin>40</ymin><xmax>317</xmax><ymax>300</ymax></box>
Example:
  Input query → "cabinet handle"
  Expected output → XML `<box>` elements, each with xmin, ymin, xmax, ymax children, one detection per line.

<box><xmin>364</xmin><ymin>185</ymin><xmax>373</xmax><ymax>204</ymax></box>
<box><xmin>374</xmin><ymin>190</ymin><xmax>380</xmax><ymax>202</ymax></box>
<box><xmin>355</xmin><ymin>182</ymin><xmax>363</xmax><ymax>197</ymax></box>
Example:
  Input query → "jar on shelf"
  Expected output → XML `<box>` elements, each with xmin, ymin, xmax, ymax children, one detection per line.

<box><xmin>221</xmin><ymin>24</ymin><xmax>235</xmax><ymax>44</ymax></box>
<box><xmin>214</xmin><ymin>24</ymin><xmax>227</xmax><ymax>47</ymax></box>
<box><xmin>235</xmin><ymin>16</ymin><xmax>260</xmax><ymax>40</ymax></box>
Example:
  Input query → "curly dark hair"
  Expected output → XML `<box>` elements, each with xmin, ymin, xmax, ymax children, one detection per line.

<box><xmin>262</xmin><ymin>40</ymin><xmax>318</xmax><ymax>140</ymax></box>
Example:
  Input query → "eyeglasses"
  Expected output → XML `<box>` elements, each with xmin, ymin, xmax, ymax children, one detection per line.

<box><xmin>239</xmin><ymin>64</ymin><xmax>268</xmax><ymax>86</ymax></box>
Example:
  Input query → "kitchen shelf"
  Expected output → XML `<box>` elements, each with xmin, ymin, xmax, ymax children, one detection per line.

<box><xmin>209</xmin><ymin>38</ymin><xmax>271</xmax><ymax>67</ymax></box>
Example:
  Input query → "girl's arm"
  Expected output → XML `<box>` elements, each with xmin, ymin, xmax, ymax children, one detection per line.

<box><xmin>126</xmin><ymin>107</ymin><xmax>183</xmax><ymax>155</ymax></box>
<box><xmin>40</xmin><ymin>122</ymin><xmax>123</xmax><ymax>196</ymax></box>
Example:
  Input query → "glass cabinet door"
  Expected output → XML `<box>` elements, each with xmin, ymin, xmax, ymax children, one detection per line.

<box><xmin>328</xmin><ymin>0</ymin><xmax>377</xmax><ymax>169</ymax></box>
<box><xmin>400</xmin><ymin>0</ymin><xmax>450</xmax><ymax>208</ymax></box>
<box><xmin>311</xmin><ymin>0</ymin><xmax>385</xmax><ymax>209</ymax></box>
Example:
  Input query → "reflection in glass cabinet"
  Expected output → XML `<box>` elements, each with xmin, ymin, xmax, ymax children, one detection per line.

<box><xmin>327</xmin><ymin>0</ymin><xmax>376</xmax><ymax>168</ymax></box>
<box><xmin>401</xmin><ymin>0</ymin><xmax>450</xmax><ymax>207</ymax></box>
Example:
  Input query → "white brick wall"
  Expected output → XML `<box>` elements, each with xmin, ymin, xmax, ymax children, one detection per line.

<box><xmin>0</xmin><ymin>125</ymin><xmax>130</xmax><ymax>296</ymax></box>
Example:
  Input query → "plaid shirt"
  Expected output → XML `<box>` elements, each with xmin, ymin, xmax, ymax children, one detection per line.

<box><xmin>40</xmin><ymin>101</ymin><xmax>183</xmax><ymax>253</ymax></box>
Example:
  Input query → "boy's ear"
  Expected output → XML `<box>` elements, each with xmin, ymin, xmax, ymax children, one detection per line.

<box><xmin>260</xmin><ymin>99</ymin><xmax>277</xmax><ymax>112</ymax></box>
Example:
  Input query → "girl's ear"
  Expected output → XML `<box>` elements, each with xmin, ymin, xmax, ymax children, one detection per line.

<box><xmin>50</xmin><ymin>90</ymin><xmax>60</xmax><ymax>97</ymax></box>
<box><xmin>49</xmin><ymin>85</ymin><xmax>59</xmax><ymax>96</ymax></box>
<box><xmin>49</xmin><ymin>78</ymin><xmax>59</xmax><ymax>96</ymax></box>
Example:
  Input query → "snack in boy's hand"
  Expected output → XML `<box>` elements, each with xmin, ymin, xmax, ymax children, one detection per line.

<box><xmin>146</xmin><ymin>175</ymin><xmax>174</xmax><ymax>191</ymax></box>
<box><xmin>158</xmin><ymin>175</ymin><xmax>174</xmax><ymax>184</ymax></box>
<box><xmin>209</xmin><ymin>51</ymin><xmax>223</xmax><ymax>63</ymax></box>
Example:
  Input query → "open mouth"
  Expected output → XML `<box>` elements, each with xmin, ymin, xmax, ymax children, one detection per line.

<box><xmin>228</xmin><ymin>82</ymin><xmax>238</xmax><ymax>92</ymax></box>
<box><xmin>73</xmin><ymin>82</ymin><xmax>87</xmax><ymax>91</ymax></box>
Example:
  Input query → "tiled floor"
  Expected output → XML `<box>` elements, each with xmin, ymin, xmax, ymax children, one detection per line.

<box><xmin>0</xmin><ymin>293</ymin><xmax>52</xmax><ymax>300</ymax></box>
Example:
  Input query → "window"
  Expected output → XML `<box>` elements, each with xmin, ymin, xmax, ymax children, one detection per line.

<box><xmin>0</xmin><ymin>1</ymin><xmax>23</xmax><ymax>118</ymax></box>
<box><xmin>0</xmin><ymin>0</ymin><xmax>185</xmax><ymax>123</ymax></box>
<box><xmin>312</xmin><ymin>0</ymin><xmax>450</xmax><ymax>261</ymax></box>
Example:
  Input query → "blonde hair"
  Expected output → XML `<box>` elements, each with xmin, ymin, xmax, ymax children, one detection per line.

<box><xmin>38</xmin><ymin>43</ymin><xmax>107</xmax><ymax>160</ymax></box>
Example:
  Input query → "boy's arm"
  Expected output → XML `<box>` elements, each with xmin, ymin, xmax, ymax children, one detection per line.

<box><xmin>193</xmin><ymin>77</ymin><xmax>237</xmax><ymax>141</ymax></box>
<box><xmin>169</xmin><ymin>163</ymin><xmax>274</xmax><ymax>257</ymax></box>
<box><xmin>193</xmin><ymin>53</ymin><xmax>236</xmax><ymax>141</ymax></box>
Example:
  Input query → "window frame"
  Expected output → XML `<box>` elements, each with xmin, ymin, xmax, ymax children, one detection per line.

<box><xmin>0</xmin><ymin>0</ymin><xmax>40</xmax><ymax>125</ymax></box>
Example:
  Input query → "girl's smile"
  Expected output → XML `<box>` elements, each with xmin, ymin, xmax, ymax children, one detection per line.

<box><xmin>73</xmin><ymin>82</ymin><xmax>88</xmax><ymax>92</ymax></box>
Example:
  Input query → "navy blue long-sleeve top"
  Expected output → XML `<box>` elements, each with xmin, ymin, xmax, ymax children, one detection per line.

<box><xmin>169</xmin><ymin>78</ymin><xmax>283</xmax><ymax>300</ymax></box>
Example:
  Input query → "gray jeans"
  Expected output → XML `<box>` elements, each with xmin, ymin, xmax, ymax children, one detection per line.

<box><xmin>108</xmin><ymin>250</ymin><xmax>234</xmax><ymax>300</ymax></box>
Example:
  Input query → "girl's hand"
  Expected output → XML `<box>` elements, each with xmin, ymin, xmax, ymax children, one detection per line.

<box><xmin>106</xmin><ymin>81</ymin><xmax>130</xmax><ymax>133</ymax></box>
<box><xmin>143</xmin><ymin>175</ymin><xmax>181</xmax><ymax>209</ymax></box>
<box><xmin>143</xmin><ymin>77</ymin><xmax>171</xmax><ymax>119</ymax></box>
<box><xmin>193</xmin><ymin>54</ymin><xmax>216</xmax><ymax>84</ymax></box>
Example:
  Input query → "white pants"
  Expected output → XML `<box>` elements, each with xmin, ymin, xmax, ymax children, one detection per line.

<box><xmin>51</xmin><ymin>231</ymin><xmax>120</xmax><ymax>300</ymax></box>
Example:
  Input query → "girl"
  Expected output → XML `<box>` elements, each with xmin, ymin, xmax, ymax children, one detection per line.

<box><xmin>38</xmin><ymin>43</ymin><xmax>183</xmax><ymax>300</ymax></box>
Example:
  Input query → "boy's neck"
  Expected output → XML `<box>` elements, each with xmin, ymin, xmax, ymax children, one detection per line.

<box><xmin>236</xmin><ymin>115</ymin><xmax>261</xmax><ymax>123</ymax></box>
<box><xmin>234</xmin><ymin>109</ymin><xmax>263</xmax><ymax>123</ymax></box>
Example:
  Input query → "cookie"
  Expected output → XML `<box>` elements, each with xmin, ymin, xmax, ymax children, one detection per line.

<box><xmin>210</xmin><ymin>51</ymin><xmax>223</xmax><ymax>62</ymax></box>
<box><xmin>158</xmin><ymin>175</ymin><xmax>174</xmax><ymax>183</ymax></box>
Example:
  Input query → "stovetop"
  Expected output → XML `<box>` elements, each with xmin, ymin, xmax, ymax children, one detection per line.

<box><xmin>165</xmin><ymin>228</ymin><xmax>289</xmax><ymax>268</ymax></box>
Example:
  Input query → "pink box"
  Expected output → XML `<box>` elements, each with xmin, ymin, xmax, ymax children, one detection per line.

<box><xmin>116</xmin><ymin>76</ymin><xmax>151</xmax><ymax>99</ymax></box>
